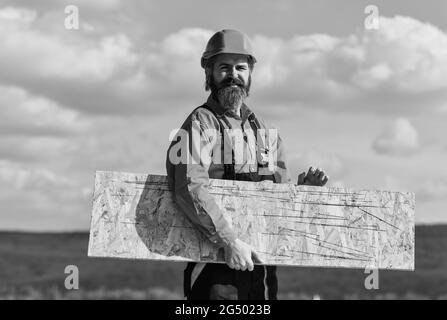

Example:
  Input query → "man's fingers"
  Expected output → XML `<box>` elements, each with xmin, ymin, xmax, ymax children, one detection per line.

<box><xmin>307</xmin><ymin>166</ymin><xmax>315</xmax><ymax>177</ymax></box>
<box><xmin>304</xmin><ymin>167</ymin><xmax>329</xmax><ymax>186</ymax></box>
<box><xmin>318</xmin><ymin>170</ymin><xmax>325</xmax><ymax>180</ymax></box>
<box><xmin>225</xmin><ymin>241</ymin><xmax>262</xmax><ymax>272</ymax></box>
<box><xmin>247</xmin><ymin>260</ymin><xmax>254</xmax><ymax>272</ymax></box>
<box><xmin>305</xmin><ymin>166</ymin><xmax>315</xmax><ymax>184</ymax></box>
<box><xmin>297</xmin><ymin>172</ymin><xmax>306</xmax><ymax>185</ymax></box>
<box><xmin>238</xmin><ymin>258</ymin><xmax>247</xmax><ymax>271</ymax></box>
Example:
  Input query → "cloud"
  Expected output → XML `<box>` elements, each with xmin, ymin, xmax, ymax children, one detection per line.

<box><xmin>250</xmin><ymin>15</ymin><xmax>447</xmax><ymax>113</ymax></box>
<box><xmin>417</xmin><ymin>179</ymin><xmax>447</xmax><ymax>201</ymax></box>
<box><xmin>384</xmin><ymin>175</ymin><xmax>407</xmax><ymax>192</ymax></box>
<box><xmin>288</xmin><ymin>150</ymin><xmax>346</xmax><ymax>180</ymax></box>
<box><xmin>0</xmin><ymin>8</ymin><xmax>136</xmax><ymax>81</ymax></box>
<box><xmin>0</xmin><ymin>5</ymin><xmax>36</xmax><ymax>22</ymax></box>
<box><xmin>0</xmin><ymin>7</ymin><xmax>144</xmax><ymax>114</ymax></box>
<box><xmin>372</xmin><ymin>118</ymin><xmax>419</xmax><ymax>156</ymax></box>
<box><xmin>2</xmin><ymin>7</ymin><xmax>446</xmax><ymax>116</ymax></box>
<box><xmin>0</xmin><ymin>159</ymin><xmax>92</xmax><ymax>229</ymax></box>
<box><xmin>0</xmin><ymin>159</ymin><xmax>70</xmax><ymax>190</ymax></box>
<box><xmin>0</xmin><ymin>7</ymin><xmax>214</xmax><ymax>115</ymax></box>
<box><xmin>385</xmin><ymin>171</ymin><xmax>447</xmax><ymax>202</ymax></box>
<box><xmin>0</xmin><ymin>85</ymin><xmax>87</xmax><ymax>136</ymax></box>
<box><xmin>0</xmin><ymin>159</ymin><xmax>88</xmax><ymax>210</ymax></box>
<box><xmin>0</xmin><ymin>3</ymin><xmax>446</xmax><ymax>229</ymax></box>
<box><xmin>1</xmin><ymin>0</ymin><xmax>123</xmax><ymax>12</ymax></box>
<box><xmin>0</xmin><ymin>136</ymin><xmax>70</xmax><ymax>163</ymax></box>
<box><xmin>145</xmin><ymin>28</ymin><xmax>212</xmax><ymax>90</ymax></box>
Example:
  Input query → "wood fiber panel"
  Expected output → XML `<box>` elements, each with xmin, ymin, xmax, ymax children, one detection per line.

<box><xmin>88</xmin><ymin>171</ymin><xmax>414</xmax><ymax>270</ymax></box>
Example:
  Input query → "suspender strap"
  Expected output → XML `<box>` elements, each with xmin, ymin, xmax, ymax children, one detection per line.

<box><xmin>218</xmin><ymin>116</ymin><xmax>236</xmax><ymax>180</ymax></box>
<box><xmin>247</xmin><ymin>112</ymin><xmax>260</xmax><ymax>142</ymax></box>
<box><xmin>192</xmin><ymin>104</ymin><xmax>235</xmax><ymax>180</ymax></box>
<box><xmin>191</xmin><ymin>104</ymin><xmax>274</xmax><ymax>182</ymax></box>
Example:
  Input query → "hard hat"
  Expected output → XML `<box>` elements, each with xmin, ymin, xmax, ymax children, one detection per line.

<box><xmin>201</xmin><ymin>29</ymin><xmax>256</xmax><ymax>68</ymax></box>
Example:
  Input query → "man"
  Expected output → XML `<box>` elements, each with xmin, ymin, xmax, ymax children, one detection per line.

<box><xmin>166</xmin><ymin>29</ymin><xmax>328</xmax><ymax>300</ymax></box>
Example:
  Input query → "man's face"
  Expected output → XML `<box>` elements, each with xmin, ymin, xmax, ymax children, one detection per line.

<box><xmin>209</xmin><ymin>53</ymin><xmax>252</xmax><ymax>110</ymax></box>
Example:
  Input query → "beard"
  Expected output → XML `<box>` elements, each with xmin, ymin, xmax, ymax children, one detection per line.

<box><xmin>210</xmin><ymin>75</ymin><xmax>251</xmax><ymax>111</ymax></box>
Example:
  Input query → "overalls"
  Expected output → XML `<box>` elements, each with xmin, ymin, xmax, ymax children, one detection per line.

<box><xmin>184</xmin><ymin>104</ymin><xmax>278</xmax><ymax>300</ymax></box>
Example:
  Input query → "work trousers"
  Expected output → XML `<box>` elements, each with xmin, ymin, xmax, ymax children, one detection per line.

<box><xmin>184</xmin><ymin>263</ymin><xmax>277</xmax><ymax>300</ymax></box>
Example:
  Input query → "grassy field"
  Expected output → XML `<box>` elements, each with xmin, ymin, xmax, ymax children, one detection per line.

<box><xmin>1</xmin><ymin>225</ymin><xmax>447</xmax><ymax>299</ymax></box>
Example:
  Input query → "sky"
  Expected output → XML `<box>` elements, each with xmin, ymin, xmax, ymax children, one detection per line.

<box><xmin>0</xmin><ymin>0</ymin><xmax>446</xmax><ymax>231</ymax></box>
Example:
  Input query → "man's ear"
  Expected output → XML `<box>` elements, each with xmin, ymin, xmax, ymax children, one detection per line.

<box><xmin>249</xmin><ymin>63</ymin><xmax>254</xmax><ymax>73</ymax></box>
<box><xmin>205</xmin><ymin>68</ymin><xmax>212</xmax><ymax>91</ymax></box>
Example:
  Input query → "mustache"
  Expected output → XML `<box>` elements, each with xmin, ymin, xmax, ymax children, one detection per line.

<box><xmin>221</xmin><ymin>77</ymin><xmax>245</xmax><ymax>87</ymax></box>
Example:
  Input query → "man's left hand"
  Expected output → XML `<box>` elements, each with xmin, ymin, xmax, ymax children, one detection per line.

<box><xmin>297</xmin><ymin>167</ymin><xmax>329</xmax><ymax>186</ymax></box>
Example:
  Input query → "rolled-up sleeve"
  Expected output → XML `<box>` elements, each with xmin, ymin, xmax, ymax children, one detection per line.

<box><xmin>256</xmin><ymin>117</ymin><xmax>292</xmax><ymax>184</ymax></box>
<box><xmin>166</xmin><ymin>109</ymin><xmax>237</xmax><ymax>248</ymax></box>
<box><xmin>273</xmin><ymin>134</ymin><xmax>292</xmax><ymax>184</ymax></box>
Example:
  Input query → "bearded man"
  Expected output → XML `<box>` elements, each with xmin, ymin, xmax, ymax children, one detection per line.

<box><xmin>166</xmin><ymin>29</ymin><xmax>328</xmax><ymax>300</ymax></box>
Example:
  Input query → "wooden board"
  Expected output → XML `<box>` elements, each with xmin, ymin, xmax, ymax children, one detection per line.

<box><xmin>88</xmin><ymin>171</ymin><xmax>415</xmax><ymax>270</ymax></box>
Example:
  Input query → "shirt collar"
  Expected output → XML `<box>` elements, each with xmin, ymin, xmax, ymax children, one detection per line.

<box><xmin>205</xmin><ymin>94</ymin><xmax>253</xmax><ymax>123</ymax></box>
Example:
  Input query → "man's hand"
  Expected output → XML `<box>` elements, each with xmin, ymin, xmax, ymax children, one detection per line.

<box><xmin>297</xmin><ymin>166</ymin><xmax>329</xmax><ymax>186</ymax></box>
<box><xmin>224</xmin><ymin>239</ymin><xmax>262</xmax><ymax>272</ymax></box>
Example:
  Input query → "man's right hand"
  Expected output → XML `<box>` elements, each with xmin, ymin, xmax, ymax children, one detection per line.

<box><xmin>224</xmin><ymin>239</ymin><xmax>262</xmax><ymax>272</ymax></box>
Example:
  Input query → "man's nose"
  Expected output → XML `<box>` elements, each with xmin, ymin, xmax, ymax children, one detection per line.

<box><xmin>228</xmin><ymin>66</ymin><xmax>238</xmax><ymax>77</ymax></box>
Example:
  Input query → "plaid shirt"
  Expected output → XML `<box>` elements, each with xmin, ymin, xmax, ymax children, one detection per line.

<box><xmin>166</xmin><ymin>95</ymin><xmax>291</xmax><ymax>248</ymax></box>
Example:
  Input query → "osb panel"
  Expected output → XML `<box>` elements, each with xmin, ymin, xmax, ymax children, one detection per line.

<box><xmin>88</xmin><ymin>171</ymin><xmax>415</xmax><ymax>270</ymax></box>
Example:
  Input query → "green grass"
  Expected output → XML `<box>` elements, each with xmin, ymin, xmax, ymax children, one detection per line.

<box><xmin>1</xmin><ymin>225</ymin><xmax>447</xmax><ymax>299</ymax></box>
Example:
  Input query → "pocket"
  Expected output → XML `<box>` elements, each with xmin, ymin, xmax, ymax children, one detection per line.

<box><xmin>209</xmin><ymin>284</ymin><xmax>238</xmax><ymax>300</ymax></box>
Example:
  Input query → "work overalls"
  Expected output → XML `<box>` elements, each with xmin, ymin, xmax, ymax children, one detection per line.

<box><xmin>184</xmin><ymin>104</ymin><xmax>278</xmax><ymax>300</ymax></box>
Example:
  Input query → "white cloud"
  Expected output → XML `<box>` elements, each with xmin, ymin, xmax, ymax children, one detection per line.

<box><xmin>0</xmin><ymin>136</ymin><xmax>70</xmax><ymax>163</ymax></box>
<box><xmin>0</xmin><ymin>7</ymin><xmax>145</xmax><ymax>114</ymax></box>
<box><xmin>0</xmin><ymin>85</ymin><xmax>86</xmax><ymax>136</ymax></box>
<box><xmin>1</xmin><ymin>0</ymin><xmax>123</xmax><ymax>13</ymax></box>
<box><xmin>417</xmin><ymin>179</ymin><xmax>447</xmax><ymax>201</ymax></box>
<box><xmin>70</xmin><ymin>0</ymin><xmax>123</xmax><ymax>10</ymax></box>
<box><xmin>0</xmin><ymin>7</ymin><xmax>213</xmax><ymax>114</ymax></box>
<box><xmin>0</xmin><ymin>159</ymin><xmax>70</xmax><ymax>190</ymax></box>
<box><xmin>0</xmin><ymin>6</ymin><xmax>36</xmax><ymax>22</ymax></box>
<box><xmin>288</xmin><ymin>150</ymin><xmax>345</xmax><ymax>179</ymax></box>
<box><xmin>372</xmin><ymin>118</ymin><xmax>419</xmax><ymax>156</ymax></box>
<box><xmin>0</xmin><ymin>159</ymin><xmax>91</xmax><ymax>230</ymax></box>
<box><xmin>145</xmin><ymin>28</ymin><xmax>212</xmax><ymax>87</ymax></box>
<box><xmin>0</xmin><ymin>160</ymin><xmax>87</xmax><ymax>209</ymax></box>
<box><xmin>0</xmin><ymin>3</ymin><xmax>446</xmax><ymax>229</ymax></box>
<box><xmin>1</xmin><ymin>8</ymin><xmax>446</xmax><ymax>115</ymax></box>
<box><xmin>0</xmin><ymin>7</ymin><xmax>137</xmax><ymax>81</ymax></box>
<box><xmin>250</xmin><ymin>16</ymin><xmax>447</xmax><ymax>113</ymax></box>
<box><xmin>384</xmin><ymin>175</ymin><xmax>407</xmax><ymax>192</ymax></box>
